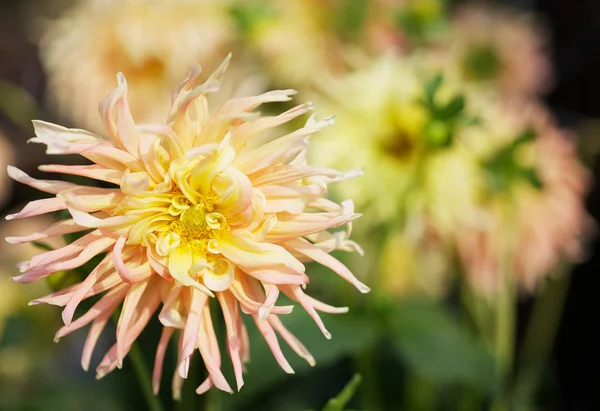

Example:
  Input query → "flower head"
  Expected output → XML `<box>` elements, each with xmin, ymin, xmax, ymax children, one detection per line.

<box><xmin>310</xmin><ymin>53</ymin><xmax>472</xmax><ymax>230</ymax></box>
<box><xmin>5</xmin><ymin>56</ymin><xmax>366</xmax><ymax>396</ymax></box>
<box><xmin>39</xmin><ymin>0</ymin><xmax>238</xmax><ymax>132</ymax></box>
<box><xmin>244</xmin><ymin>0</ymin><xmax>344</xmax><ymax>88</ymax></box>
<box><xmin>456</xmin><ymin>100</ymin><xmax>592</xmax><ymax>293</ymax></box>
<box><xmin>448</xmin><ymin>4</ymin><xmax>552</xmax><ymax>97</ymax></box>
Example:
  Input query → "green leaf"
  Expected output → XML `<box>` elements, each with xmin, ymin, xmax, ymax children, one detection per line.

<box><xmin>390</xmin><ymin>298</ymin><xmax>496</xmax><ymax>394</ymax></box>
<box><xmin>513</xmin><ymin>128</ymin><xmax>536</xmax><ymax>147</ymax></box>
<box><xmin>336</xmin><ymin>0</ymin><xmax>369</xmax><ymax>38</ymax></box>
<box><xmin>230</xmin><ymin>1</ymin><xmax>274</xmax><ymax>35</ymax></box>
<box><xmin>436</xmin><ymin>95</ymin><xmax>465</xmax><ymax>120</ymax></box>
<box><xmin>322</xmin><ymin>374</ymin><xmax>362</xmax><ymax>411</ymax></box>
<box><xmin>224</xmin><ymin>310</ymin><xmax>377</xmax><ymax>410</ymax></box>
<box><xmin>424</xmin><ymin>74</ymin><xmax>443</xmax><ymax>107</ymax></box>
<box><xmin>32</xmin><ymin>241</ymin><xmax>54</xmax><ymax>252</ymax></box>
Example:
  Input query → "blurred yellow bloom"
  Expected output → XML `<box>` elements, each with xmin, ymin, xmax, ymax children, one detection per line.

<box><xmin>39</xmin><ymin>0</ymin><xmax>238</xmax><ymax>132</ymax></box>
<box><xmin>311</xmin><ymin>53</ymin><xmax>469</xmax><ymax>229</ymax></box>
<box><xmin>5</xmin><ymin>57</ymin><xmax>367</xmax><ymax>396</ymax></box>
<box><xmin>310</xmin><ymin>52</ymin><xmax>482</xmax><ymax>297</ymax></box>
<box><xmin>247</xmin><ymin>0</ymin><xmax>344</xmax><ymax>88</ymax></box>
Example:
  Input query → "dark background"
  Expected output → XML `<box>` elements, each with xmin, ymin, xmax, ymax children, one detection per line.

<box><xmin>536</xmin><ymin>1</ymin><xmax>600</xmax><ymax>410</ymax></box>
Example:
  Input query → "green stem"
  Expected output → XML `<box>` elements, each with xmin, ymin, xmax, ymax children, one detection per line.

<box><xmin>205</xmin><ymin>388</ymin><xmax>222</xmax><ymax>411</ymax></box>
<box><xmin>355</xmin><ymin>342</ymin><xmax>383</xmax><ymax>411</ymax></box>
<box><xmin>495</xmin><ymin>263</ymin><xmax>515</xmax><ymax>380</ymax></box>
<box><xmin>128</xmin><ymin>341</ymin><xmax>166</xmax><ymax>411</ymax></box>
<box><xmin>491</xmin><ymin>211</ymin><xmax>517</xmax><ymax>411</ymax></box>
<box><xmin>514</xmin><ymin>272</ymin><xmax>571</xmax><ymax>408</ymax></box>
<box><xmin>404</xmin><ymin>376</ymin><xmax>436</xmax><ymax>411</ymax></box>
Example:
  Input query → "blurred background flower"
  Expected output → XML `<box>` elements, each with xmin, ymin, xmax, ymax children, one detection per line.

<box><xmin>446</xmin><ymin>4</ymin><xmax>552</xmax><ymax>98</ymax></box>
<box><xmin>38</xmin><ymin>0</ymin><xmax>244</xmax><ymax>132</ymax></box>
<box><xmin>1</xmin><ymin>0</ymin><xmax>599</xmax><ymax>410</ymax></box>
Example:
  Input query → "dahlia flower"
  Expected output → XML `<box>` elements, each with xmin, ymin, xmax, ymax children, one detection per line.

<box><xmin>447</xmin><ymin>4</ymin><xmax>552</xmax><ymax>98</ymax></box>
<box><xmin>457</xmin><ymin>99</ymin><xmax>591</xmax><ymax>293</ymax></box>
<box><xmin>5</xmin><ymin>56</ymin><xmax>367</xmax><ymax>396</ymax></box>
<box><xmin>245</xmin><ymin>0</ymin><xmax>344</xmax><ymax>88</ymax></box>
<box><xmin>310</xmin><ymin>53</ymin><xmax>475</xmax><ymax>231</ymax></box>
<box><xmin>39</xmin><ymin>0</ymin><xmax>239</xmax><ymax>133</ymax></box>
<box><xmin>310</xmin><ymin>53</ymin><xmax>480</xmax><ymax>298</ymax></box>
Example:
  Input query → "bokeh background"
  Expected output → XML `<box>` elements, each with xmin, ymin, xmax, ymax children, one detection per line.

<box><xmin>1</xmin><ymin>0</ymin><xmax>599</xmax><ymax>410</ymax></box>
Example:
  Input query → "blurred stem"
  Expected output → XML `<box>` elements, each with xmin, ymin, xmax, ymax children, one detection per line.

<box><xmin>128</xmin><ymin>342</ymin><xmax>166</xmax><ymax>411</ymax></box>
<box><xmin>109</xmin><ymin>311</ymin><xmax>165</xmax><ymax>411</ymax></box>
<box><xmin>491</xmin><ymin>210</ymin><xmax>517</xmax><ymax>411</ymax></box>
<box><xmin>494</xmin><ymin>261</ymin><xmax>515</xmax><ymax>380</ymax></box>
<box><xmin>405</xmin><ymin>376</ymin><xmax>435</xmax><ymax>411</ymax></box>
<box><xmin>356</xmin><ymin>341</ymin><xmax>383</xmax><ymax>411</ymax></box>
<box><xmin>514</xmin><ymin>271</ymin><xmax>571</xmax><ymax>409</ymax></box>
<box><xmin>178</xmin><ymin>356</ymin><xmax>200</xmax><ymax>411</ymax></box>
<box><xmin>205</xmin><ymin>388</ymin><xmax>222</xmax><ymax>411</ymax></box>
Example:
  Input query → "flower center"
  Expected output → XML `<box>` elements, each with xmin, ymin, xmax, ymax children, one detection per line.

<box><xmin>171</xmin><ymin>205</ymin><xmax>210</xmax><ymax>241</ymax></box>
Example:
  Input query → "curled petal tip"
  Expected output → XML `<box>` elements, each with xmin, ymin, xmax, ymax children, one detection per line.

<box><xmin>6</xmin><ymin>165</ymin><xmax>19</xmax><ymax>178</ymax></box>
<box><xmin>5</xmin><ymin>214</ymin><xmax>14</xmax><ymax>220</ymax></box>
<box><xmin>323</xmin><ymin>330</ymin><xmax>332</xmax><ymax>340</ymax></box>
<box><xmin>258</xmin><ymin>305</ymin><xmax>273</xmax><ymax>321</ymax></box>
<box><xmin>116</xmin><ymin>72</ymin><xmax>127</xmax><ymax>86</ymax></box>
<box><xmin>357</xmin><ymin>283</ymin><xmax>371</xmax><ymax>294</ymax></box>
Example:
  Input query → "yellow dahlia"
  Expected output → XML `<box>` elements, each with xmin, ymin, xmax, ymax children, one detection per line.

<box><xmin>245</xmin><ymin>0</ymin><xmax>344</xmax><ymax>88</ymax></box>
<box><xmin>39</xmin><ymin>0</ymin><xmax>239</xmax><ymax>133</ymax></box>
<box><xmin>5</xmin><ymin>56</ymin><xmax>367</xmax><ymax>396</ymax></box>
<box><xmin>310</xmin><ymin>52</ymin><xmax>473</xmax><ymax>231</ymax></box>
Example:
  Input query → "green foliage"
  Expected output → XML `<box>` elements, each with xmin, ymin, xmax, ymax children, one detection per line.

<box><xmin>421</xmin><ymin>75</ymin><xmax>470</xmax><ymax>148</ymax></box>
<box><xmin>482</xmin><ymin>128</ymin><xmax>544</xmax><ymax>193</ymax></box>
<box><xmin>31</xmin><ymin>241</ymin><xmax>55</xmax><ymax>252</ymax></box>
<box><xmin>229</xmin><ymin>1</ymin><xmax>274</xmax><ymax>35</ymax></box>
<box><xmin>224</xmin><ymin>311</ymin><xmax>376</xmax><ymax>410</ymax></box>
<box><xmin>463</xmin><ymin>44</ymin><xmax>502</xmax><ymax>81</ymax></box>
<box><xmin>395</xmin><ymin>0</ymin><xmax>448</xmax><ymax>43</ymax></box>
<box><xmin>336</xmin><ymin>0</ymin><xmax>369</xmax><ymax>39</ymax></box>
<box><xmin>321</xmin><ymin>374</ymin><xmax>362</xmax><ymax>411</ymax></box>
<box><xmin>390</xmin><ymin>298</ymin><xmax>497</xmax><ymax>394</ymax></box>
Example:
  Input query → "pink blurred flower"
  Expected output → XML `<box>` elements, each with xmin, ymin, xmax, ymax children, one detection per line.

<box><xmin>450</xmin><ymin>4</ymin><xmax>553</xmax><ymax>98</ymax></box>
<box><xmin>5</xmin><ymin>57</ymin><xmax>367</xmax><ymax>396</ymax></box>
<box><xmin>457</xmin><ymin>102</ymin><xmax>591</xmax><ymax>294</ymax></box>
